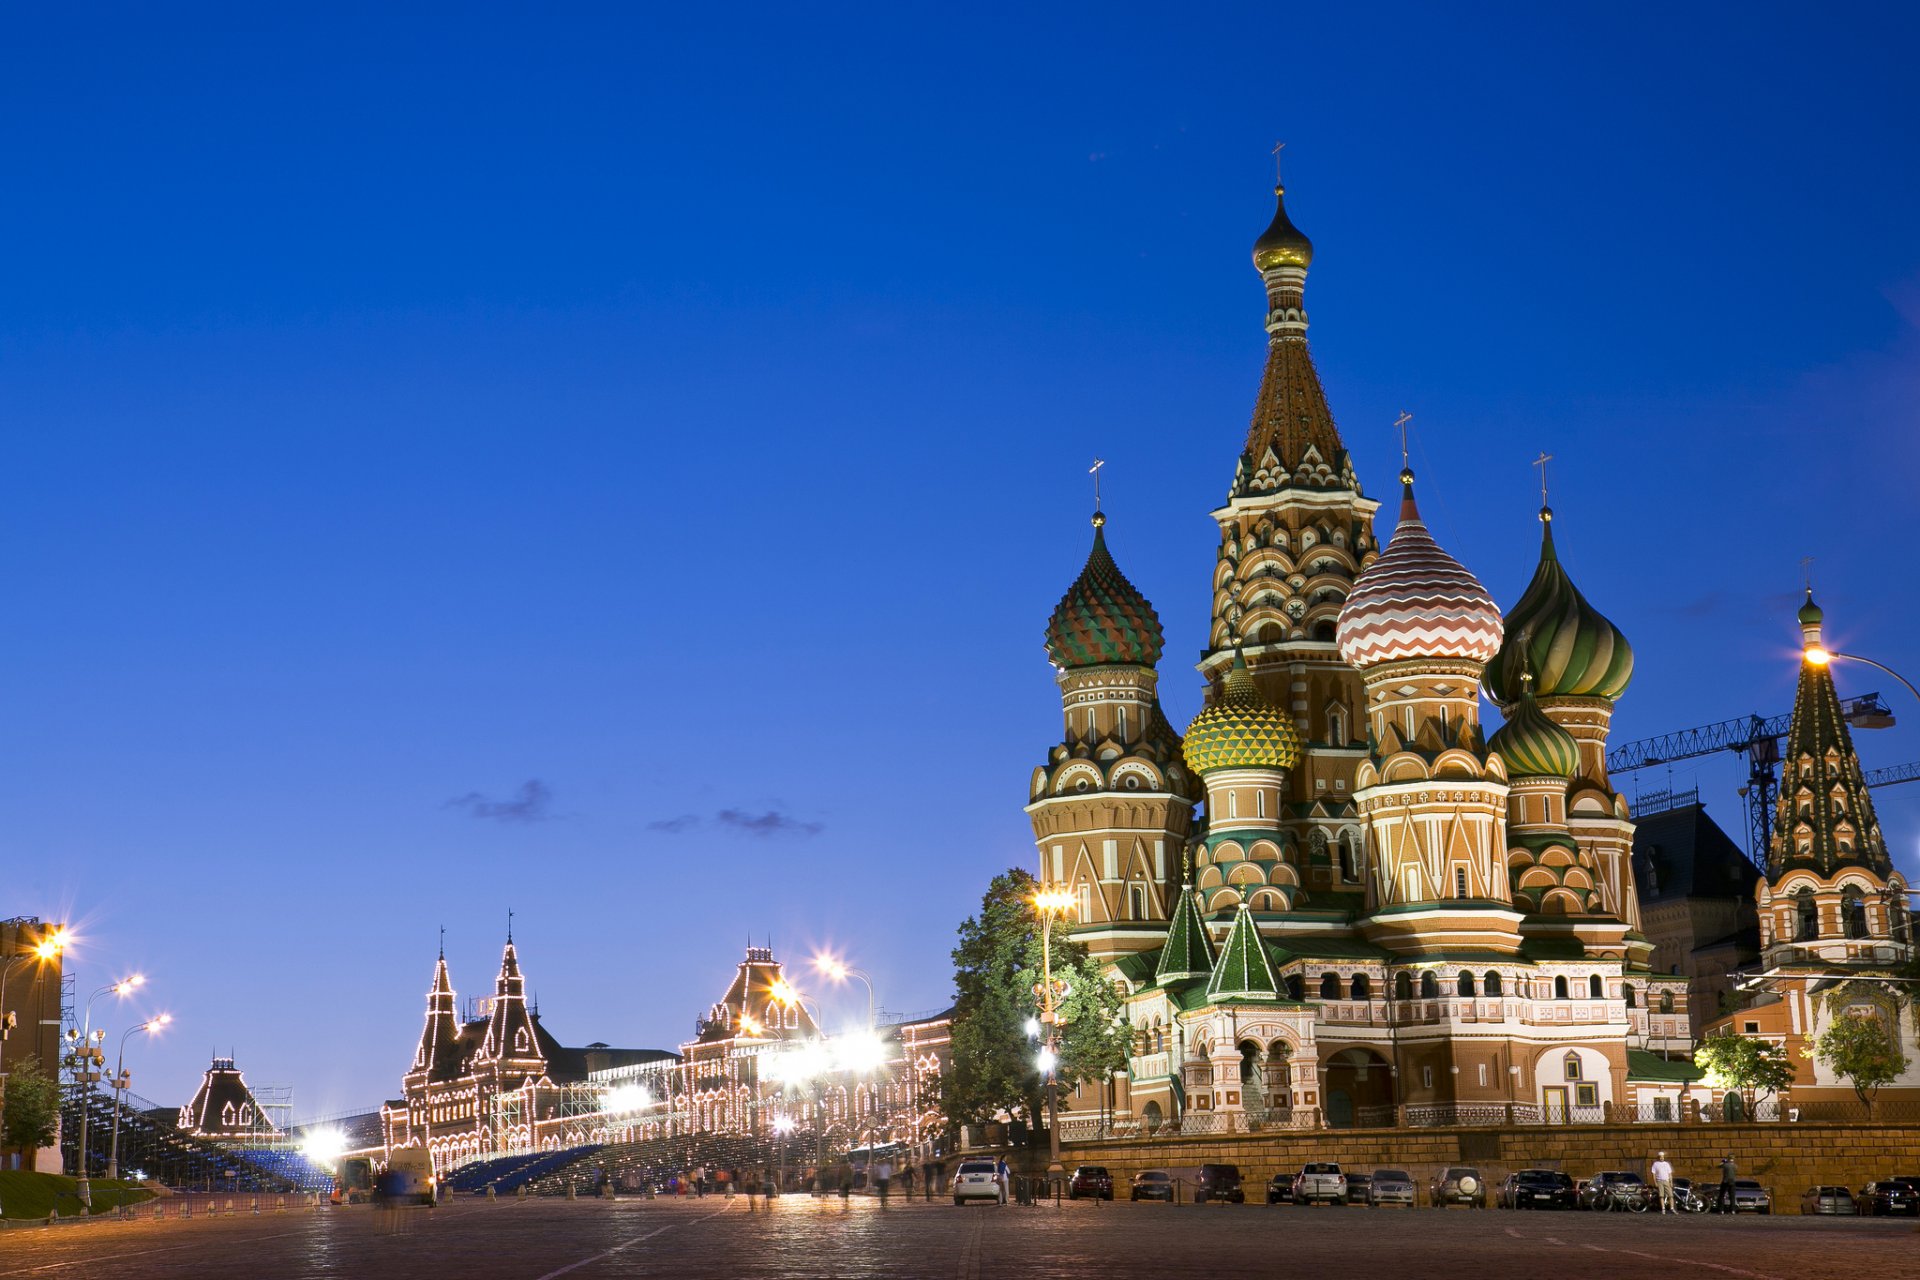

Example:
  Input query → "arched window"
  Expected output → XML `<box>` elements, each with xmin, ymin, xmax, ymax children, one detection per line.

<box><xmin>1457</xmin><ymin>971</ymin><xmax>1475</xmax><ymax>997</ymax></box>
<box><xmin>1554</xmin><ymin>976</ymin><xmax>1570</xmax><ymax>1000</ymax></box>
<box><xmin>1350</xmin><ymin>973</ymin><xmax>1370</xmax><ymax>1001</ymax></box>
<box><xmin>1394</xmin><ymin>971</ymin><xmax>1413</xmax><ymax>1001</ymax></box>
<box><xmin>1285</xmin><ymin>974</ymin><xmax>1304</xmax><ymax>1001</ymax></box>
<box><xmin>1843</xmin><ymin>890</ymin><xmax>1869</xmax><ymax>939</ymax></box>
<box><xmin>1328</xmin><ymin>707</ymin><xmax>1346</xmax><ymax>745</ymax></box>
<box><xmin>1588</xmin><ymin>974</ymin><xmax>1604</xmax><ymax>1000</ymax></box>
<box><xmin>1319</xmin><ymin>972</ymin><xmax>1340</xmax><ymax>1000</ymax></box>
<box><xmin>1795</xmin><ymin>888</ymin><xmax>1818</xmax><ymax>941</ymax></box>
<box><xmin>1338</xmin><ymin>832</ymin><xmax>1359</xmax><ymax>882</ymax></box>
<box><xmin>1420</xmin><ymin>971</ymin><xmax>1440</xmax><ymax>999</ymax></box>
<box><xmin>1624</xmin><ymin>985</ymin><xmax>1637</xmax><ymax>1009</ymax></box>
<box><xmin>1562</xmin><ymin>1052</ymin><xmax>1583</xmax><ymax>1082</ymax></box>
<box><xmin>1659</xmin><ymin>991</ymin><xmax>1674</xmax><ymax>1014</ymax></box>
<box><xmin>1484</xmin><ymin>971</ymin><xmax>1503</xmax><ymax>997</ymax></box>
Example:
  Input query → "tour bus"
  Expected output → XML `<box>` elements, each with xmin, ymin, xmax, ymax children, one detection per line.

<box><xmin>374</xmin><ymin>1146</ymin><xmax>437</xmax><ymax>1207</ymax></box>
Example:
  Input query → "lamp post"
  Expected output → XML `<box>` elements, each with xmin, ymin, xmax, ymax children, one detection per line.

<box><xmin>71</xmin><ymin>975</ymin><xmax>144</xmax><ymax>1209</ymax></box>
<box><xmin>106</xmin><ymin>1015</ymin><xmax>170</xmax><ymax>1181</ymax></box>
<box><xmin>1032</xmin><ymin>887</ymin><xmax>1076</xmax><ymax>1185</ymax></box>
<box><xmin>768</xmin><ymin>980</ymin><xmax>828</xmax><ymax>1191</ymax></box>
<box><xmin>1803</xmin><ymin>645</ymin><xmax>1920</xmax><ymax>707</ymax></box>
<box><xmin>0</xmin><ymin>927</ymin><xmax>68</xmax><ymax>1074</ymax></box>
<box><xmin>812</xmin><ymin>956</ymin><xmax>876</xmax><ymax>1029</ymax></box>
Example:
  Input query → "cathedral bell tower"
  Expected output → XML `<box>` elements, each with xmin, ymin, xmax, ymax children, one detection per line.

<box><xmin>1028</xmin><ymin>512</ymin><xmax>1199</xmax><ymax>961</ymax></box>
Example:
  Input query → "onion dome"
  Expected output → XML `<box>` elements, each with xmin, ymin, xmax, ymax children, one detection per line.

<box><xmin>1484</xmin><ymin>508</ymin><xmax>1633</xmax><ymax>704</ymax></box>
<box><xmin>1490</xmin><ymin>681</ymin><xmax>1581</xmax><ymax>779</ymax></box>
<box><xmin>1182</xmin><ymin>653</ymin><xmax>1302</xmax><ymax>774</ymax></box>
<box><xmin>1336</xmin><ymin>471</ymin><xmax>1503</xmax><ymax>669</ymax></box>
<box><xmin>1797</xmin><ymin>589</ymin><xmax>1824</xmax><ymax>648</ymax></box>
<box><xmin>1252</xmin><ymin>184</ymin><xmax>1313</xmax><ymax>271</ymax></box>
<box><xmin>1044</xmin><ymin>513</ymin><xmax>1165</xmax><ymax>669</ymax></box>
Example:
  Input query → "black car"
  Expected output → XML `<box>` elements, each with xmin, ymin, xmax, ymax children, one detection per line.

<box><xmin>1129</xmin><ymin>1170</ymin><xmax>1174</xmax><ymax>1202</ymax></box>
<box><xmin>1857</xmin><ymin>1181</ymin><xmax>1918</xmax><ymax>1217</ymax></box>
<box><xmin>1499</xmin><ymin>1169</ymin><xmax>1577</xmax><ymax>1210</ymax></box>
<box><xmin>1266</xmin><ymin>1171</ymin><xmax>1297</xmax><ymax>1205</ymax></box>
<box><xmin>1344</xmin><ymin>1172</ymin><xmax>1373</xmax><ymax>1205</ymax></box>
<box><xmin>1068</xmin><ymin>1166</ymin><xmax>1113</xmax><ymax>1201</ymax></box>
<box><xmin>1581</xmin><ymin>1171</ymin><xmax>1650</xmax><ymax>1212</ymax></box>
<box><xmin>1195</xmin><ymin>1164</ymin><xmax>1244</xmax><ymax>1205</ymax></box>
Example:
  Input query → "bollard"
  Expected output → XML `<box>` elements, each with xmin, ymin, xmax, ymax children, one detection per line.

<box><xmin>567</xmin><ymin>1185</ymin><xmax>577</xmax><ymax>1201</ymax></box>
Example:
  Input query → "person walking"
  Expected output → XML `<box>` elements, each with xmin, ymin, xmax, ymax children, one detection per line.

<box><xmin>1716</xmin><ymin>1154</ymin><xmax>1737</xmax><ymax>1214</ymax></box>
<box><xmin>1650</xmin><ymin>1152</ymin><xmax>1674</xmax><ymax>1214</ymax></box>
<box><xmin>874</xmin><ymin>1157</ymin><xmax>893</xmax><ymax>1206</ymax></box>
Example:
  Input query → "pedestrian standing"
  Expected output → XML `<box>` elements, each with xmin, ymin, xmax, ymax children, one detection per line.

<box><xmin>875</xmin><ymin>1157</ymin><xmax>893</xmax><ymax>1206</ymax></box>
<box><xmin>1650</xmin><ymin>1152</ymin><xmax>1674</xmax><ymax>1214</ymax></box>
<box><xmin>1716</xmin><ymin>1154</ymin><xmax>1737</xmax><ymax>1214</ymax></box>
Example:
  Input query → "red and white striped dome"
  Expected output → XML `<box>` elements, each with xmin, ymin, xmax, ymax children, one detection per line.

<box><xmin>1336</xmin><ymin>475</ymin><xmax>1503</xmax><ymax>669</ymax></box>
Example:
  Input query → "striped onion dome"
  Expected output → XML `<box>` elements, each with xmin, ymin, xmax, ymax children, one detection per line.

<box><xmin>1484</xmin><ymin>509</ymin><xmax>1633</xmax><ymax>704</ymax></box>
<box><xmin>1489</xmin><ymin>684</ymin><xmax>1581</xmax><ymax>779</ymax></box>
<box><xmin>1336</xmin><ymin>472</ymin><xmax>1504</xmax><ymax>669</ymax></box>
<box><xmin>1044</xmin><ymin>513</ymin><xmax>1165</xmax><ymax>669</ymax></box>
<box><xmin>1182</xmin><ymin>653</ymin><xmax>1302</xmax><ymax>775</ymax></box>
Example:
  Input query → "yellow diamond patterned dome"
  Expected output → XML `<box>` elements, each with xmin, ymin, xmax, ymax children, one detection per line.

<box><xmin>1182</xmin><ymin>654</ymin><xmax>1302</xmax><ymax>775</ymax></box>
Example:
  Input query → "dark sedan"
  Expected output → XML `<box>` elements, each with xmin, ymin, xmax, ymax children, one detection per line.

<box><xmin>1499</xmin><ymin>1169</ymin><xmax>1577</xmax><ymax>1210</ymax></box>
<box><xmin>1068</xmin><ymin>1166</ymin><xmax>1113</xmax><ymax>1201</ymax></box>
<box><xmin>1129</xmin><ymin>1170</ymin><xmax>1174</xmax><ymax>1202</ymax></box>
<box><xmin>1266</xmin><ymin>1172</ymin><xmax>1296</xmax><ymax>1205</ymax></box>
<box><xmin>1858</xmin><ymin>1181</ymin><xmax>1918</xmax><ymax>1217</ymax></box>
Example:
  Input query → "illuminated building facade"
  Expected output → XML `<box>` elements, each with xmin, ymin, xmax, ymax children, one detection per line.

<box><xmin>178</xmin><ymin>1055</ymin><xmax>280</xmax><ymax>1140</ymax></box>
<box><xmin>1</xmin><ymin>916</ymin><xmax>65</xmax><ymax>1172</ymax></box>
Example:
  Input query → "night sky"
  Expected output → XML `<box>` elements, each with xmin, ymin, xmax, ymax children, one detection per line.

<box><xmin>3</xmin><ymin>4</ymin><xmax>1916</xmax><ymax>1115</ymax></box>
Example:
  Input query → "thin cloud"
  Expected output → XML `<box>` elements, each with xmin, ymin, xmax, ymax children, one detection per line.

<box><xmin>647</xmin><ymin>808</ymin><xmax>825</xmax><ymax>838</ymax></box>
<box><xmin>445</xmin><ymin>779</ymin><xmax>555</xmax><ymax>824</ymax></box>
<box><xmin>645</xmin><ymin>814</ymin><xmax>701</xmax><ymax>833</ymax></box>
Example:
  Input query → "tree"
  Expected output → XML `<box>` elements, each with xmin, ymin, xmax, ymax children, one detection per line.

<box><xmin>1807</xmin><ymin>1007</ymin><xmax>1908</xmax><ymax>1117</ymax></box>
<box><xmin>944</xmin><ymin>868</ymin><xmax>1130</xmax><ymax>1136</ymax></box>
<box><xmin>1692</xmin><ymin>1031</ymin><xmax>1796</xmax><ymax>1113</ymax></box>
<box><xmin>1</xmin><ymin>1054</ymin><xmax>60</xmax><ymax>1156</ymax></box>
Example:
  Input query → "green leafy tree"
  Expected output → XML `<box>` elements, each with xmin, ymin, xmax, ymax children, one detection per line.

<box><xmin>1</xmin><ymin>1054</ymin><xmax>60</xmax><ymax>1156</ymax></box>
<box><xmin>1807</xmin><ymin>1008</ymin><xmax>1908</xmax><ymax>1117</ymax></box>
<box><xmin>1693</xmin><ymin>1031</ymin><xmax>1797</xmax><ymax>1113</ymax></box>
<box><xmin>944</xmin><ymin>868</ymin><xmax>1130</xmax><ymax>1135</ymax></box>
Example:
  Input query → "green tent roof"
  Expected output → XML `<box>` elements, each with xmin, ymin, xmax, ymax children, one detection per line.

<box><xmin>1155</xmin><ymin>885</ymin><xmax>1216</xmax><ymax>984</ymax></box>
<box><xmin>1205</xmin><ymin>903</ymin><xmax>1282</xmax><ymax>1001</ymax></box>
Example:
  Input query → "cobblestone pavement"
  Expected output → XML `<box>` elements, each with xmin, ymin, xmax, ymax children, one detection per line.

<box><xmin>1</xmin><ymin>1195</ymin><xmax>1915</xmax><ymax>1279</ymax></box>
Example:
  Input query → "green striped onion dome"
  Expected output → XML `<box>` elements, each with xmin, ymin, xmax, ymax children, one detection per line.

<box><xmin>1182</xmin><ymin>655</ymin><xmax>1302</xmax><ymax>775</ymax></box>
<box><xmin>1485</xmin><ymin>511</ymin><xmax>1633</xmax><ymax>704</ymax></box>
<box><xmin>1044</xmin><ymin>514</ymin><xmax>1165</xmax><ymax>669</ymax></box>
<box><xmin>1489</xmin><ymin>689</ymin><xmax>1582</xmax><ymax>779</ymax></box>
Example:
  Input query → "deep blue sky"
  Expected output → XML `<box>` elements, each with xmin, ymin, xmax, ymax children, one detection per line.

<box><xmin>3</xmin><ymin>4</ymin><xmax>1916</xmax><ymax>1114</ymax></box>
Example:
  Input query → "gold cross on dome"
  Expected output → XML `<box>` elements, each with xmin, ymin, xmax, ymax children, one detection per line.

<box><xmin>1090</xmin><ymin>457</ymin><xmax>1106</xmax><ymax>511</ymax></box>
<box><xmin>1533</xmin><ymin>451</ymin><xmax>1554</xmax><ymax>506</ymax></box>
<box><xmin>1271</xmin><ymin>141</ymin><xmax>1286</xmax><ymax>184</ymax></box>
<box><xmin>1394</xmin><ymin>411</ymin><xmax>1414</xmax><ymax>467</ymax></box>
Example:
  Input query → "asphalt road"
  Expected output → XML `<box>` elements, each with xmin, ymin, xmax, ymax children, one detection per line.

<box><xmin>0</xmin><ymin>1194</ymin><xmax>1914</xmax><ymax>1279</ymax></box>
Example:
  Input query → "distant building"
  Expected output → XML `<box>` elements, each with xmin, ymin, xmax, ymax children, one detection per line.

<box><xmin>1630</xmin><ymin>794</ymin><xmax>1761</xmax><ymax>1036</ymax></box>
<box><xmin>0</xmin><ymin>916</ymin><xmax>65</xmax><ymax>1172</ymax></box>
<box><xmin>178</xmin><ymin>1056</ymin><xmax>280</xmax><ymax>1141</ymax></box>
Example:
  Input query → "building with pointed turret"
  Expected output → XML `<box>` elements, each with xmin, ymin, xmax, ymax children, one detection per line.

<box><xmin>1032</xmin><ymin>180</ymin><xmax>1702</xmax><ymax>1136</ymax></box>
<box><xmin>1702</xmin><ymin>594</ymin><xmax>1919</xmax><ymax>1116</ymax></box>
<box><xmin>178</xmin><ymin>1056</ymin><xmax>279</xmax><ymax>1141</ymax></box>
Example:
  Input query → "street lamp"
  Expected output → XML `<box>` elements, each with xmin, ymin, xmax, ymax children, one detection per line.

<box><xmin>72</xmin><ymin>975</ymin><xmax>145</xmax><ymax>1210</ymax></box>
<box><xmin>106</xmin><ymin>1014</ymin><xmax>170</xmax><ymax>1181</ymax></box>
<box><xmin>812</xmin><ymin>954</ymin><xmax>876</xmax><ymax>1029</ymax></box>
<box><xmin>1032</xmin><ymin>887</ymin><xmax>1076</xmax><ymax>1184</ymax></box>
<box><xmin>0</xmin><ymin>926</ymin><xmax>68</xmax><ymax>1075</ymax></box>
<box><xmin>1802</xmin><ymin>645</ymin><xmax>1920</xmax><ymax>706</ymax></box>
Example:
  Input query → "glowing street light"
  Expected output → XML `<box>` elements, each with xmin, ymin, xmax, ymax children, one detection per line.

<box><xmin>1031</xmin><ymin>887</ymin><xmax>1077</xmax><ymax>1184</ymax></box>
<box><xmin>812</xmin><ymin>954</ymin><xmax>877</xmax><ymax>1029</ymax></box>
<box><xmin>1</xmin><ymin>924</ymin><xmax>68</xmax><ymax>1083</ymax></box>
<box><xmin>72</xmin><ymin>974</ymin><xmax>147</xmax><ymax>1209</ymax></box>
<box><xmin>107</xmin><ymin>1014</ymin><xmax>170</xmax><ymax>1179</ymax></box>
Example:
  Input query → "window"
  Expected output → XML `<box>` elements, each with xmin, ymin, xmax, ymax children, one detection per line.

<box><xmin>1477</xmin><ymin>1063</ymin><xmax>1488</xmax><ymax>1087</ymax></box>
<box><xmin>1076</xmin><ymin>882</ymin><xmax>1092</xmax><ymax>924</ymax></box>
<box><xmin>1349</xmin><ymin>974</ymin><xmax>1370</xmax><ymax>1001</ymax></box>
<box><xmin>1319</xmin><ymin>972</ymin><xmax>1340</xmax><ymax>1000</ymax></box>
<box><xmin>1257</xmin><ymin>790</ymin><xmax>1266</xmax><ymax>818</ymax></box>
<box><xmin>1129</xmin><ymin>884</ymin><xmax>1148</xmax><ymax>921</ymax></box>
<box><xmin>1455</xmin><ymin>867</ymin><xmax>1469</xmax><ymax>899</ymax></box>
<box><xmin>1338</xmin><ymin>832</ymin><xmax>1359</xmax><ymax>882</ymax></box>
<box><xmin>1742</xmin><ymin>1021</ymin><xmax>1759</xmax><ymax>1034</ymax></box>
<box><xmin>1457</xmin><ymin>971</ymin><xmax>1475</xmax><ymax>997</ymax></box>
<box><xmin>1563</xmin><ymin>1053</ymin><xmax>1583</xmax><ymax>1082</ymax></box>
<box><xmin>1659</xmin><ymin>991</ymin><xmax>1674</xmax><ymax>1014</ymax></box>
<box><xmin>1574</xmin><ymin>1083</ymin><xmax>1599</xmax><ymax>1107</ymax></box>
<box><xmin>1653</xmin><ymin>1097</ymin><xmax>1673</xmax><ymax>1122</ymax></box>
<box><xmin>1843</xmin><ymin>892</ymin><xmax>1868</xmax><ymax>940</ymax></box>
<box><xmin>1228</xmin><ymin>791</ymin><xmax>1238</xmax><ymax>819</ymax></box>
<box><xmin>1796</xmin><ymin>889</ymin><xmax>1818</xmax><ymax>941</ymax></box>
<box><xmin>1395</xmin><ymin>972</ymin><xmax>1413</xmax><ymax>1001</ymax></box>
<box><xmin>1554</xmin><ymin>976</ymin><xmax>1570</xmax><ymax>1000</ymax></box>
<box><xmin>1484</xmin><ymin>971</ymin><xmax>1502</xmax><ymax>997</ymax></box>
<box><xmin>1285</xmin><ymin>974</ymin><xmax>1304</xmax><ymax>1000</ymax></box>
<box><xmin>1328</xmin><ymin>708</ymin><xmax>1346</xmax><ymax>745</ymax></box>
<box><xmin>1420</xmin><ymin>971</ymin><xmax>1440</xmax><ymax>999</ymax></box>
<box><xmin>1624</xmin><ymin>985</ymin><xmax>1637</xmax><ymax>1008</ymax></box>
<box><xmin>1421</xmin><ymin>1066</ymin><xmax>1433</xmax><ymax>1089</ymax></box>
<box><xmin>1588</xmin><ymin>974</ymin><xmax>1604</xmax><ymax>1000</ymax></box>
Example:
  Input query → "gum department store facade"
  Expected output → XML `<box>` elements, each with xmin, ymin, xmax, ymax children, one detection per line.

<box><xmin>1032</xmin><ymin>180</ymin><xmax>1749</xmax><ymax>1136</ymax></box>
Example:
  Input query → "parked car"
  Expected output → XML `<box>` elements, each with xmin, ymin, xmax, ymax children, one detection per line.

<box><xmin>1266</xmin><ymin>1172</ymin><xmax>1297</xmax><ymax>1205</ymax></box>
<box><xmin>1294</xmin><ymin>1162</ymin><xmax>1348</xmax><ymax>1206</ymax></box>
<box><xmin>1194</xmin><ymin>1164</ymin><xmax>1244</xmax><ymax>1204</ymax></box>
<box><xmin>1068</xmin><ymin>1166</ymin><xmax>1113</xmax><ymax>1201</ymax></box>
<box><xmin>1858</xmin><ymin>1181</ymin><xmax>1918</xmax><ymax>1217</ymax></box>
<box><xmin>951</xmin><ymin>1160</ymin><xmax>1005</xmax><ymax>1205</ymax></box>
<box><xmin>1730</xmin><ymin>1180</ymin><xmax>1772</xmax><ymax>1214</ymax></box>
<box><xmin>1129</xmin><ymin>1170</ymin><xmax>1174</xmax><ymax>1203</ymax></box>
<box><xmin>1801</xmin><ymin>1185</ymin><xmax>1856</xmax><ymax>1216</ymax></box>
<box><xmin>1368</xmin><ymin>1169</ymin><xmax>1416</xmax><ymax>1208</ymax></box>
<box><xmin>1498</xmin><ymin>1169</ymin><xmax>1577</xmax><ymax>1210</ymax></box>
<box><xmin>1580</xmin><ymin>1171</ymin><xmax>1649</xmax><ymax>1212</ymax></box>
<box><xmin>1344</xmin><ymin>1172</ymin><xmax>1373</xmax><ymax>1205</ymax></box>
<box><xmin>1430</xmin><ymin>1167</ymin><xmax>1487</xmax><ymax>1208</ymax></box>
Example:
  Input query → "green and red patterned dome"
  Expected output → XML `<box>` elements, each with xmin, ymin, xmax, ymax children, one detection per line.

<box><xmin>1485</xmin><ymin>510</ymin><xmax>1634</xmax><ymax>705</ymax></box>
<box><xmin>1490</xmin><ymin>685</ymin><xmax>1582</xmax><ymax>779</ymax></box>
<box><xmin>1182</xmin><ymin>653</ymin><xmax>1303</xmax><ymax>775</ymax></box>
<box><xmin>1044</xmin><ymin>513</ymin><xmax>1166</xmax><ymax>669</ymax></box>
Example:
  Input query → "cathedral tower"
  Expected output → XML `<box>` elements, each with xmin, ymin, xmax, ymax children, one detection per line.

<box><xmin>1337</xmin><ymin>467</ymin><xmax>1519</xmax><ymax>954</ymax></box>
<box><xmin>1029</xmin><ymin>513</ymin><xmax>1199</xmax><ymax>960</ymax></box>
<box><xmin>1202</xmin><ymin>183</ymin><xmax>1381</xmax><ymax>904</ymax></box>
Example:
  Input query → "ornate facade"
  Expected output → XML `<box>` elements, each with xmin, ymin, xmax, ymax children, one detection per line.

<box><xmin>1032</xmin><ymin>180</ymin><xmax>1694</xmax><ymax>1135</ymax></box>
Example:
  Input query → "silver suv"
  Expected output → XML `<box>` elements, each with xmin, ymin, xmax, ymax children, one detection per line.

<box><xmin>1294</xmin><ymin>1162</ymin><xmax>1348</xmax><ymax>1205</ymax></box>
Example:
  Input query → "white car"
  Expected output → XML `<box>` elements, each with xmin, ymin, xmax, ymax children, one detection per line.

<box><xmin>952</xmin><ymin>1159</ymin><xmax>1006</xmax><ymax>1205</ymax></box>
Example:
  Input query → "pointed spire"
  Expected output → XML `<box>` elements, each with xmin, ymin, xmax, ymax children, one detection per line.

<box><xmin>1154</xmin><ymin>883</ymin><xmax>1216</xmax><ymax>984</ymax></box>
<box><xmin>1205</xmin><ymin>901</ymin><xmax>1282</xmax><ymax>1001</ymax></box>
<box><xmin>1772</xmin><ymin>593</ymin><xmax>1889</xmax><ymax>878</ymax></box>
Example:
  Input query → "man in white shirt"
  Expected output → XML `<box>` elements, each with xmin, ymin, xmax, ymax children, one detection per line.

<box><xmin>1650</xmin><ymin>1151</ymin><xmax>1675</xmax><ymax>1214</ymax></box>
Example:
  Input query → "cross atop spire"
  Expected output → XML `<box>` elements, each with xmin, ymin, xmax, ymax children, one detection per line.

<box><xmin>506</xmin><ymin>907</ymin><xmax>514</xmax><ymax>944</ymax></box>
<box><xmin>1533</xmin><ymin>451</ymin><xmax>1554</xmax><ymax>520</ymax></box>
<box><xmin>438</xmin><ymin>925</ymin><xmax>445</xmax><ymax>960</ymax></box>
<box><xmin>1271</xmin><ymin>140</ymin><xmax>1286</xmax><ymax>187</ymax></box>
<box><xmin>1395</xmin><ymin>411</ymin><xmax>1416</xmax><ymax>487</ymax></box>
<box><xmin>1090</xmin><ymin>457</ymin><xmax>1106</xmax><ymax>520</ymax></box>
<box><xmin>1801</xmin><ymin>555</ymin><xmax>1816</xmax><ymax>594</ymax></box>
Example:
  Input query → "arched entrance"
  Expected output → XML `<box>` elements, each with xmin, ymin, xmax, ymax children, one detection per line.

<box><xmin>1321</xmin><ymin>1048</ymin><xmax>1393</xmax><ymax>1129</ymax></box>
<box><xmin>1142</xmin><ymin>1101</ymin><xmax>1163</xmax><ymax>1134</ymax></box>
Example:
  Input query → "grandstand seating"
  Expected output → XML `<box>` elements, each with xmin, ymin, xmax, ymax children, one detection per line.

<box><xmin>446</xmin><ymin>1145</ymin><xmax>603</xmax><ymax>1195</ymax></box>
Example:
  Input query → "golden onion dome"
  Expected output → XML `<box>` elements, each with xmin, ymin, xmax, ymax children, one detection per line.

<box><xmin>1182</xmin><ymin>654</ymin><xmax>1302</xmax><ymax>775</ymax></box>
<box><xmin>1252</xmin><ymin>184</ymin><xmax>1314</xmax><ymax>271</ymax></box>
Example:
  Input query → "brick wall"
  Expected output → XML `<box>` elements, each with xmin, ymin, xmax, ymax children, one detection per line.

<box><xmin>1060</xmin><ymin>1123</ymin><xmax>1920</xmax><ymax>1211</ymax></box>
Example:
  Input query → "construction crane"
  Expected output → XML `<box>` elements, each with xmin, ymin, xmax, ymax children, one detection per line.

<box><xmin>1605</xmin><ymin>693</ymin><xmax>1901</xmax><ymax>865</ymax></box>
